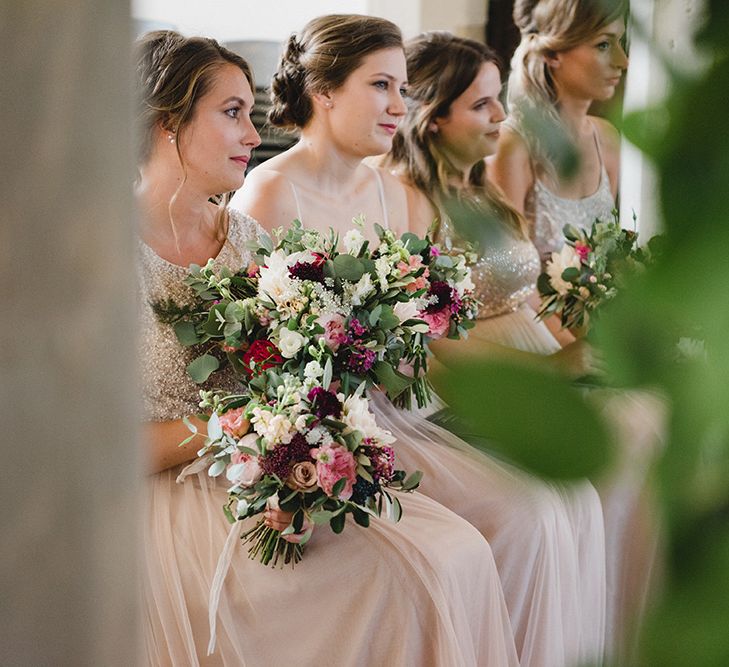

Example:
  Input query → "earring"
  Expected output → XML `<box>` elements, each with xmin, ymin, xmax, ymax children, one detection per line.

<box><xmin>324</xmin><ymin>101</ymin><xmax>332</xmax><ymax>108</ymax></box>
<box><xmin>168</xmin><ymin>133</ymin><xmax>175</xmax><ymax>144</ymax></box>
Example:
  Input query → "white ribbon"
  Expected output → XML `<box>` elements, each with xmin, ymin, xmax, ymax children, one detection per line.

<box><xmin>207</xmin><ymin>519</ymin><xmax>245</xmax><ymax>655</ymax></box>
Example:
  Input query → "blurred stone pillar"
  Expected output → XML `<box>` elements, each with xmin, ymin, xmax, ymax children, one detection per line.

<box><xmin>0</xmin><ymin>1</ymin><xmax>140</xmax><ymax>665</ymax></box>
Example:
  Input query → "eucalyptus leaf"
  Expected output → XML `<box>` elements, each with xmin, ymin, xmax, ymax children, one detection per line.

<box><xmin>174</xmin><ymin>320</ymin><xmax>200</xmax><ymax>346</ymax></box>
<box><xmin>332</xmin><ymin>254</ymin><xmax>365</xmax><ymax>282</ymax></box>
<box><xmin>187</xmin><ymin>354</ymin><xmax>220</xmax><ymax>383</ymax></box>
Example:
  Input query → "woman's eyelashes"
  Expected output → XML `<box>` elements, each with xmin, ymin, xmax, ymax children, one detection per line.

<box><xmin>225</xmin><ymin>106</ymin><xmax>241</xmax><ymax>119</ymax></box>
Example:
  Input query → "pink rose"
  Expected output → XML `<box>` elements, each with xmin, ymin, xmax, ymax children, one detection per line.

<box><xmin>310</xmin><ymin>443</ymin><xmax>357</xmax><ymax>500</ymax></box>
<box><xmin>226</xmin><ymin>450</ymin><xmax>263</xmax><ymax>487</ymax></box>
<box><xmin>219</xmin><ymin>407</ymin><xmax>249</xmax><ymax>438</ymax></box>
<box><xmin>420</xmin><ymin>308</ymin><xmax>451</xmax><ymax>338</ymax></box>
<box><xmin>574</xmin><ymin>242</ymin><xmax>590</xmax><ymax>262</ymax></box>
<box><xmin>317</xmin><ymin>313</ymin><xmax>349</xmax><ymax>352</ymax></box>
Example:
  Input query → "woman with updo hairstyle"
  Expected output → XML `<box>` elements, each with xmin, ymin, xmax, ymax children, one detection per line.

<box><xmin>138</xmin><ymin>26</ymin><xmax>520</xmax><ymax>667</ymax></box>
<box><xmin>381</xmin><ymin>31</ymin><xmax>608</xmax><ymax>667</ymax></box>
<box><xmin>230</xmin><ymin>14</ymin><xmax>412</xmax><ymax>238</ymax></box>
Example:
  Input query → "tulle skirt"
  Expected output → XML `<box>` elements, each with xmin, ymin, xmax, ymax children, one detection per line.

<box><xmin>143</xmin><ymin>465</ymin><xmax>519</xmax><ymax>667</ymax></box>
<box><xmin>371</xmin><ymin>305</ymin><xmax>607</xmax><ymax>667</ymax></box>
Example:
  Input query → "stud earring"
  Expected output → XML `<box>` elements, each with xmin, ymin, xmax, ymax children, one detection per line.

<box><xmin>168</xmin><ymin>133</ymin><xmax>175</xmax><ymax>144</ymax></box>
<box><xmin>324</xmin><ymin>101</ymin><xmax>332</xmax><ymax>108</ymax></box>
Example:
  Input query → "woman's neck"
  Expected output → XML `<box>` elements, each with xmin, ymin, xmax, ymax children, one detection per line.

<box><xmin>136</xmin><ymin>159</ymin><xmax>216</xmax><ymax>245</ymax></box>
<box><xmin>295</xmin><ymin>129</ymin><xmax>367</xmax><ymax>195</ymax></box>
<box><xmin>555</xmin><ymin>94</ymin><xmax>593</xmax><ymax>138</ymax></box>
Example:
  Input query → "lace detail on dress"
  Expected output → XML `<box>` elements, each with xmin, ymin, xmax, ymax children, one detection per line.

<box><xmin>437</xmin><ymin>216</ymin><xmax>541</xmax><ymax>320</ymax></box>
<box><xmin>137</xmin><ymin>209</ymin><xmax>264</xmax><ymax>421</ymax></box>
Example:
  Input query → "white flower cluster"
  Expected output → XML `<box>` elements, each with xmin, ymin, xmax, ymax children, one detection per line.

<box><xmin>339</xmin><ymin>391</ymin><xmax>395</xmax><ymax>445</ymax></box>
<box><xmin>547</xmin><ymin>245</ymin><xmax>581</xmax><ymax>295</ymax></box>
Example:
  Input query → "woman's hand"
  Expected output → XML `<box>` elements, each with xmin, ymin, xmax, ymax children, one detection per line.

<box><xmin>550</xmin><ymin>339</ymin><xmax>603</xmax><ymax>378</ymax></box>
<box><xmin>264</xmin><ymin>499</ymin><xmax>313</xmax><ymax>543</ymax></box>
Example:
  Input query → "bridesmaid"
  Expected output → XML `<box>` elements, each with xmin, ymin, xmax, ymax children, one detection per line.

<box><xmin>490</xmin><ymin>1</ymin><xmax>663</xmax><ymax>661</ymax></box>
<box><xmin>136</xmin><ymin>29</ymin><xmax>518</xmax><ymax>666</ymax></box>
<box><xmin>235</xmin><ymin>16</ymin><xmax>605</xmax><ymax>667</ymax></box>
<box><xmin>385</xmin><ymin>31</ymin><xmax>608</xmax><ymax>667</ymax></box>
<box><xmin>490</xmin><ymin>0</ymin><xmax>627</xmax><ymax>264</ymax></box>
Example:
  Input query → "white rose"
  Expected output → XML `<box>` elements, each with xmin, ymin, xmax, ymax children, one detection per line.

<box><xmin>304</xmin><ymin>360</ymin><xmax>323</xmax><ymax>379</ymax></box>
<box><xmin>278</xmin><ymin>328</ymin><xmax>307</xmax><ymax>358</ymax></box>
<box><xmin>343</xmin><ymin>229</ymin><xmax>365</xmax><ymax>256</ymax></box>
<box><xmin>455</xmin><ymin>270</ymin><xmax>475</xmax><ymax>296</ymax></box>
<box><xmin>547</xmin><ymin>245</ymin><xmax>581</xmax><ymax>295</ymax></box>
<box><xmin>393</xmin><ymin>299</ymin><xmax>420</xmax><ymax>324</ymax></box>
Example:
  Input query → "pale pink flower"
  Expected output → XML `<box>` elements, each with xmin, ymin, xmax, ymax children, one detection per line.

<box><xmin>317</xmin><ymin>313</ymin><xmax>348</xmax><ymax>351</ymax></box>
<box><xmin>219</xmin><ymin>407</ymin><xmax>249</xmax><ymax>438</ymax></box>
<box><xmin>421</xmin><ymin>308</ymin><xmax>451</xmax><ymax>338</ymax></box>
<box><xmin>310</xmin><ymin>443</ymin><xmax>357</xmax><ymax>500</ymax></box>
<box><xmin>226</xmin><ymin>450</ymin><xmax>263</xmax><ymax>487</ymax></box>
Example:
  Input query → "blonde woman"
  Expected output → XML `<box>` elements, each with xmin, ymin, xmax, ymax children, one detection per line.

<box><xmin>490</xmin><ymin>0</ymin><xmax>627</xmax><ymax>263</ymax></box>
<box><xmin>491</xmin><ymin>2</ymin><xmax>664</xmax><ymax>661</ymax></box>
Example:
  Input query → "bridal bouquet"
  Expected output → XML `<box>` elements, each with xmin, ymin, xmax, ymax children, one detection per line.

<box><xmin>155</xmin><ymin>218</ymin><xmax>478</xmax><ymax>409</ymax></box>
<box><xmin>179</xmin><ymin>370</ymin><xmax>421</xmax><ymax>567</ymax></box>
<box><xmin>536</xmin><ymin>215</ymin><xmax>658</xmax><ymax>332</ymax></box>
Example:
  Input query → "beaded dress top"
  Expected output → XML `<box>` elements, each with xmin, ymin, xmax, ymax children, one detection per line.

<box><xmin>437</xmin><ymin>215</ymin><xmax>541</xmax><ymax>320</ymax></box>
<box><xmin>524</xmin><ymin>127</ymin><xmax>615</xmax><ymax>260</ymax></box>
<box><xmin>138</xmin><ymin>209</ymin><xmax>263</xmax><ymax>421</ymax></box>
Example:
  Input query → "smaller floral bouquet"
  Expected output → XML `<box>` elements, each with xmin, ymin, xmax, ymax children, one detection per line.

<box><xmin>180</xmin><ymin>370</ymin><xmax>422</xmax><ymax>567</ymax></box>
<box><xmin>537</xmin><ymin>215</ymin><xmax>659</xmax><ymax>333</ymax></box>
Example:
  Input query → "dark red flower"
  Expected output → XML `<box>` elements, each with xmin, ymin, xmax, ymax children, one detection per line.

<box><xmin>241</xmin><ymin>339</ymin><xmax>284</xmax><ymax>376</ymax></box>
<box><xmin>425</xmin><ymin>281</ymin><xmax>454</xmax><ymax>313</ymax></box>
<box><xmin>307</xmin><ymin>386</ymin><xmax>342</xmax><ymax>418</ymax></box>
<box><xmin>289</xmin><ymin>253</ymin><xmax>327</xmax><ymax>283</ymax></box>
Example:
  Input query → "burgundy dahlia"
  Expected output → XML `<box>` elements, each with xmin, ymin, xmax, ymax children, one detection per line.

<box><xmin>425</xmin><ymin>280</ymin><xmax>454</xmax><ymax>314</ymax></box>
<box><xmin>289</xmin><ymin>260</ymin><xmax>324</xmax><ymax>283</ymax></box>
<box><xmin>307</xmin><ymin>386</ymin><xmax>342</xmax><ymax>419</ymax></box>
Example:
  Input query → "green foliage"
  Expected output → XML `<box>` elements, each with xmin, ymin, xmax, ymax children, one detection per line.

<box><xmin>432</xmin><ymin>359</ymin><xmax>612</xmax><ymax>480</ymax></box>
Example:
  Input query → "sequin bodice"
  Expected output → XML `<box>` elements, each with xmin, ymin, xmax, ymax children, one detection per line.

<box><xmin>138</xmin><ymin>210</ymin><xmax>262</xmax><ymax>421</ymax></box>
<box><xmin>438</xmin><ymin>217</ymin><xmax>541</xmax><ymax>320</ymax></box>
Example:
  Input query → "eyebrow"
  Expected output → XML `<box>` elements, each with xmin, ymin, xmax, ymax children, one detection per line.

<box><xmin>369</xmin><ymin>72</ymin><xmax>409</xmax><ymax>85</ymax></box>
<box><xmin>596</xmin><ymin>31</ymin><xmax>624</xmax><ymax>39</ymax></box>
<box><xmin>220</xmin><ymin>96</ymin><xmax>249</xmax><ymax>107</ymax></box>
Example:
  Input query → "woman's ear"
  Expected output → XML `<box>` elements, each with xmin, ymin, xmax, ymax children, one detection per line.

<box><xmin>312</xmin><ymin>91</ymin><xmax>334</xmax><ymax>110</ymax></box>
<box><xmin>428</xmin><ymin>120</ymin><xmax>439</xmax><ymax>133</ymax></box>
<box><xmin>544</xmin><ymin>50</ymin><xmax>560</xmax><ymax>69</ymax></box>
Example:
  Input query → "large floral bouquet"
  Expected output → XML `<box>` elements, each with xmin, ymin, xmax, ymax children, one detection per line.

<box><xmin>537</xmin><ymin>215</ymin><xmax>659</xmax><ymax>332</ymax></box>
<box><xmin>155</xmin><ymin>219</ymin><xmax>478</xmax><ymax>409</ymax></box>
<box><xmin>179</xmin><ymin>370</ymin><xmax>421</xmax><ymax>567</ymax></box>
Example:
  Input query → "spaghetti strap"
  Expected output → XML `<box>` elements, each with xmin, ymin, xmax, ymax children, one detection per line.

<box><xmin>369</xmin><ymin>166</ymin><xmax>390</xmax><ymax>230</ymax></box>
<box><xmin>589</xmin><ymin>120</ymin><xmax>605</xmax><ymax>169</ymax></box>
<box><xmin>289</xmin><ymin>180</ymin><xmax>304</xmax><ymax>223</ymax></box>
